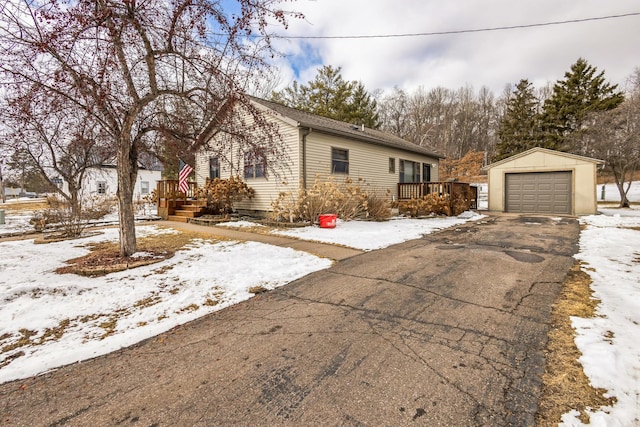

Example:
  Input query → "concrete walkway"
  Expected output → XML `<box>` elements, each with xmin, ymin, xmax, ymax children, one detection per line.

<box><xmin>0</xmin><ymin>214</ymin><xmax>580</xmax><ymax>426</ymax></box>
<box><xmin>155</xmin><ymin>220</ymin><xmax>363</xmax><ymax>261</ymax></box>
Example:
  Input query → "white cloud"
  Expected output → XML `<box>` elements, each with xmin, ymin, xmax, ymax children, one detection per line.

<box><xmin>270</xmin><ymin>0</ymin><xmax>640</xmax><ymax>94</ymax></box>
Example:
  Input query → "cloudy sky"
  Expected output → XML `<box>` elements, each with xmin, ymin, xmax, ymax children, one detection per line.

<box><xmin>263</xmin><ymin>0</ymin><xmax>640</xmax><ymax>95</ymax></box>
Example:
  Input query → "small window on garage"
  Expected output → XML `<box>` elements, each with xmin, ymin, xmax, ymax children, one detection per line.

<box><xmin>140</xmin><ymin>181</ymin><xmax>150</xmax><ymax>195</ymax></box>
<box><xmin>331</xmin><ymin>147</ymin><xmax>349</xmax><ymax>174</ymax></box>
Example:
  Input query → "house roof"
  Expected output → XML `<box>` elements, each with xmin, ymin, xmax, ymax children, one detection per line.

<box><xmin>249</xmin><ymin>97</ymin><xmax>444</xmax><ymax>159</ymax></box>
<box><xmin>482</xmin><ymin>147</ymin><xmax>605</xmax><ymax>170</ymax></box>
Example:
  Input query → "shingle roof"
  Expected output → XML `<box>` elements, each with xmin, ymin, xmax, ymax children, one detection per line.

<box><xmin>482</xmin><ymin>147</ymin><xmax>605</xmax><ymax>170</ymax></box>
<box><xmin>249</xmin><ymin>97</ymin><xmax>444</xmax><ymax>159</ymax></box>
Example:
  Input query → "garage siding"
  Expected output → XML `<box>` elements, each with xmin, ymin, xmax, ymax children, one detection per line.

<box><xmin>505</xmin><ymin>172</ymin><xmax>572</xmax><ymax>214</ymax></box>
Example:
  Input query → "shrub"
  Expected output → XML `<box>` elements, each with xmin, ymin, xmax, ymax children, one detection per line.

<box><xmin>31</xmin><ymin>195</ymin><xmax>116</xmax><ymax>237</ymax></box>
<box><xmin>270</xmin><ymin>176</ymin><xmax>391</xmax><ymax>223</ymax></box>
<box><xmin>397</xmin><ymin>185</ymin><xmax>475</xmax><ymax>217</ymax></box>
<box><xmin>398</xmin><ymin>193</ymin><xmax>451</xmax><ymax>217</ymax></box>
<box><xmin>194</xmin><ymin>176</ymin><xmax>254</xmax><ymax>215</ymax></box>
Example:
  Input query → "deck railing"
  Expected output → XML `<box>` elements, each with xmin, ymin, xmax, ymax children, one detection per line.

<box><xmin>397</xmin><ymin>181</ymin><xmax>478</xmax><ymax>210</ymax></box>
<box><xmin>156</xmin><ymin>180</ymin><xmax>197</xmax><ymax>219</ymax></box>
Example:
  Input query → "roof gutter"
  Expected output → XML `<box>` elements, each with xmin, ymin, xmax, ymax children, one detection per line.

<box><xmin>301</xmin><ymin>126</ymin><xmax>311</xmax><ymax>190</ymax></box>
<box><xmin>299</xmin><ymin>122</ymin><xmax>444</xmax><ymax>159</ymax></box>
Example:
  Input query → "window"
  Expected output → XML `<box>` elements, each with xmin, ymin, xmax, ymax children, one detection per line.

<box><xmin>244</xmin><ymin>151</ymin><xmax>266</xmax><ymax>179</ymax></box>
<box><xmin>51</xmin><ymin>177</ymin><xmax>63</xmax><ymax>189</ymax></box>
<box><xmin>422</xmin><ymin>163</ymin><xmax>432</xmax><ymax>182</ymax></box>
<box><xmin>140</xmin><ymin>181</ymin><xmax>150</xmax><ymax>195</ymax></box>
<box><xmin>209</xmin><ymin>157</ymin><xmax>220</xmax><ymax>180</ymax></box>
<box><xmin>389</xmin><ymin>158</ymin><xmax>395</xmax><ymax>174</ymax></box>
<box><xmin>399</xmin><ymin>160</ymin><xmax>420</xmax><ymax>183</ymax></box>
<box><xmin>97</xmin><ymin>181</ymin><xmax>107</xmax><ymax>194</ymax></box>
<box><xmin>331</xmin><ymin>147</ymin><xmax>349</xmax><ymax>174</ymax></box>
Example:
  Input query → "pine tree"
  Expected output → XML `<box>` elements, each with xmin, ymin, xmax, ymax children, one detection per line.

<box><xmin>271</xmin><ymin>65</ymin><xmax>381</xmax><ymax>128</ymax></box>
<box><xmin>541</xmin><ymin>58</ymin><xmax>624</xmax><ymax>152</ymax></box>
<box><xmin>494</xmin><ymin>79</ymin><xmax>541</xmax><ymax>160</ymax></box>
<box><xmin>343</xmin><ymin>82</ymin><xmax>380</xmax><ymax>128</ymax></box>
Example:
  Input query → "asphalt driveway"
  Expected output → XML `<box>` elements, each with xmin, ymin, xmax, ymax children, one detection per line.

<box><xmin>1</xmin><ymin>214</ymin><xmax>580</xmax><ymax>426</ymax></box>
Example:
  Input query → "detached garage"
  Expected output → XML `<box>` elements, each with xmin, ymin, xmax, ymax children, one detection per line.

<box><xmin>484</xmin><ymin>148</ymin><xmax>604</xmax><ymax>215</ymax></box>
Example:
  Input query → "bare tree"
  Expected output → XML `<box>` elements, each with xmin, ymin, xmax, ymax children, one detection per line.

<box><xmin>576</xmin><ymin>71</ymin><xmax>640</xmax><ymax>207</ymax></box>
<box><xmin>1</xmin><ymin>88</ymin><xmax>113</xmax><ymax>217</ymax></box>
<box><xmin>378</xmin><ymin>86</ymin><xmax>410</xmax><ymax>139</ymax></box>
<box><xmin>1</xmin><ymin>0</ymin><xmax>299</xmax><ymax>256</ymax></box>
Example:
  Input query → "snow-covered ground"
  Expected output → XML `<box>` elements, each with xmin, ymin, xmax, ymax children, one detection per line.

<box><xmin>0</xmin><ymin>225</ymin><xmax>333</xmax><ymax>384</ymax></box>
<box><xmin>596</xmin><ymin>180</ymin><xmax>640</xmax><ymax>204</ymax></box>
<box><xmin>0</xmin><ymin>212</ymin><xmax>485</xmax><ymax>384</ymax></box>
<box><xmin>1</xmin><ymin>184</ymin><xmax>639</xmax><ymax>425</ymax></box>
<box><xmin>268</xmin><ymin>212</ymin><xmax>481</xmax><ymax>251</ymax></box>
<box><xmin>560</xmin><ymin>208</ymin><xmax>640</xmax><ymax>426</ymax></box>
<box><xmin>0</xmin><ymin>200</ymin><xmax>158</xmax><ymax>238</ymax></box>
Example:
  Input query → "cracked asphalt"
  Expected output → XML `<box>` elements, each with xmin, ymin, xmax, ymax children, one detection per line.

<box><xmin>0</xmin><ymin>214</ymin><xmax>580</xmax><ymax>426</ymax></box>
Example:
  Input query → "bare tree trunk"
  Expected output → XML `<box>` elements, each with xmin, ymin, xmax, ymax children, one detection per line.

<box><xmin>612</xmin><ymin>168</ymin><xmax>631</xmax><ymax>208</ymax></box>
<box><xmin>117</xmin><ymin>138</ymin><xmax>138</xmax><ymax>257</ymax></box>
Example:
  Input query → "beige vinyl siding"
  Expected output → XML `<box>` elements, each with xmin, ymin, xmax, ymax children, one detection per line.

<box><xmin>305</xmin><ymin>131</ymin><xmax>439</xmax><ymax>199</ymax></box>
<box><xmin>486</xmin><ymin>148</ymin><xmax>601</xmax><ymax>215</ymax></box>
<box><xmin>196</xmin><ymin>114</ymin><xmax>301</xmax><ymax>212</ymax></box>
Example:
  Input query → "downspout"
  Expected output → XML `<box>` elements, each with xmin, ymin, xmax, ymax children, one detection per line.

<box><xmin>301</xmin><ymin>127</ymin><xmax>311</xmax><ymax>190</ymax></box>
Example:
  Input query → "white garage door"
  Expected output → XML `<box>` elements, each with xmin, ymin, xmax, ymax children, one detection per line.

<box><xmin>505</xmin><ymin>172</ymin><xmax>572</xmax><ymax>214</ymax></box>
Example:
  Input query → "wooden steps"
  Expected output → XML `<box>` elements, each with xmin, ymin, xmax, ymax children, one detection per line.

<box><xmin>166</xmin><ymin>201</ymin><xmax>207</xmax><ymax>222</ymax></box>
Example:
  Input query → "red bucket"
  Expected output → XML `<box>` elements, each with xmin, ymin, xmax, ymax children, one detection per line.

<box><xmin>318</xmin><ymin>214</ymin><xmax>337</xmax><ymax>228</ymax></box>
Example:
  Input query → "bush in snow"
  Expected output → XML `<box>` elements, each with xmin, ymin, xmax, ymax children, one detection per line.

<box><xmin>194</xmin><ymin>176</ymin><xmax>255</xmax><ymax>215</ymax></box>
<box><xmin>270</xmin><ymin>176</ymin><xmax>391</xmax><ymax>224</ymax></box>
<box><xmin>30</xmin><ymin>194</ymin><xmax>115</xmax><ymax>237</ymax></box>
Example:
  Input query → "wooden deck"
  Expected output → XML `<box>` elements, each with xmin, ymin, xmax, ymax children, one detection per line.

<box><xmin>157</xmin><ymin>180</ymin><xmax>204</xmax><ymax>221</ymax></box>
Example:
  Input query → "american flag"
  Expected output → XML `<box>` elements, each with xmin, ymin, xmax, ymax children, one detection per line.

<box><xmin>178</xmin><ymin>159</ymin><xmax>193</xmax><ymax>194</ymax></box>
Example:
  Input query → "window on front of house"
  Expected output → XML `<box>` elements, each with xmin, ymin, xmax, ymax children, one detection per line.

<box><xmin>399</xmin><ymin>160</ymin><xmax>421</xmax><ymax>183</ymax></box>
<box><xmin>244</xmin><ymin>151</ymin><xmax>266</xmax><ymax>179</ymax></box>
<box><xmin>140</xmin><ymin>181</ymin><xmax>149</xmax><ymax>195</ymax></box>
<box><xmin>389</xmin><ymin>158</ymin><xmax>395</xmax><ymax>174</ymax></box>
<box><xmin>331</xmin><ymin>147</ymin><xmax>349</xmax><ymax>174</ymax></box>
<box><xmin>97</xmin><ymin>181</ymin><xmax>107</xmax><ymax>194</ymax></box>
<box><xmin>209</xmin><ymin>157</ymin><xmax>220</xmax><ymax>180</ymax></box>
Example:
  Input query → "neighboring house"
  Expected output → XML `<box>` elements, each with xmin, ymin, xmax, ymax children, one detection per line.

<box><xmin>52</xmin><ymin>164</ymin><xmax>162</xmax><ymax>200</ymax></box>
<box><xmin>483</xmin><ymin>147</ymin><xmax>604</xmax><ymax>215</ymax></box>
<box><xmin>195</xmin><ymin>97</ymin><xmax>443</xmax><ymax>213</ymax></box>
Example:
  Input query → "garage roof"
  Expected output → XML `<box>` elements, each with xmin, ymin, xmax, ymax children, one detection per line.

<box><xmin>483</xmin><ymin>147</ymin><xmax>604</xmax><ymax>170</ymax></box>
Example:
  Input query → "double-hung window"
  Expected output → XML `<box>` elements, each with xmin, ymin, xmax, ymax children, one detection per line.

<box><xmin>244</xmin><ymin>151</ymin><xmax>266</xmax><ymax>179</ymax></box>
<box><xmin>331</xmin><ymin>148</ymin><xmax>349</xmax><ymax>174</ymax></box>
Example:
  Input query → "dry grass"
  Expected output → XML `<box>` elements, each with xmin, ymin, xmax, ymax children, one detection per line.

<box><xmin>1</xmin><ymin>200</ymin><xmax>50</xmax><ymax>211</ymax></box>
<box><xmin>54</xmin><ymin>227</ymin><xmax>222</xmax><ymax>277</ymax></box>
<box><xmin>536</xmin><ymin>262</ymin><xmax>616</xmax><ymax>425</ymax></box>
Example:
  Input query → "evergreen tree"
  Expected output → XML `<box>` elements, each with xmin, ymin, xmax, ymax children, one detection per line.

<box><xmin>495</xmin><ymin>79</ymin><xmax>541</xmax><ymax>160</ymax></box>
<box><xmin>343</xmin><ymin>82</ymin><xmax>380</xmax><ymax>128</ymax></box>
<box><xmin>271</xmin><ymin>65</ymin><xmax>381</xmax><ymax>128</ymax></box>
<box><xmin>541</xmin><ymin>58</ymin><xmax>624</xmax><ymax>152</ymax></box>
